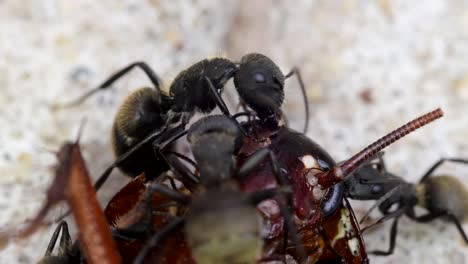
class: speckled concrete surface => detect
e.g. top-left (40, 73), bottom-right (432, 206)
top-left (1, 1), bottom-right (468, 263)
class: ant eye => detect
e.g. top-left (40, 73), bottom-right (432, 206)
top-left (254, 72), bottom-right (266, 83)
top-left (371, 184), bottom-right (383, 194)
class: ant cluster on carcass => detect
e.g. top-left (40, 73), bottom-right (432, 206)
top-left (4, 52), bottom-right (462, 264)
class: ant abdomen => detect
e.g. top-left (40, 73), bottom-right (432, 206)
top-left (421, 176), bottom-right (468, 221)
top-left (111, 87), bottom-right (172, 177)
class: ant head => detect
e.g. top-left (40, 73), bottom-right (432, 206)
top-left (187, 115), bottom-right (243, 185)
top-left (234, 53), bottom-right (285, 126)
top-left (344, 163), bottom-right (403, 200)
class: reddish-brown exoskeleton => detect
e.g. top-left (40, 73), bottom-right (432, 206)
top-left (95, 108), bottom-right (442, 263)
top-left (6, 107), bottom-right (442, 264)
top-left (235, 108), bottom-right (443, 263)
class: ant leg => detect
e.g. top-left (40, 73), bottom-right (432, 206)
top-left (147, 182), bottom-right (191, 205)
top-left (233, 111), bottom-right (257, 120)
top-left (57, 126), bottom-right (187, 225)
top-left (236, 101), bottom-right (256, 124)
top-left (204, 76), bottom-right (231, 114)
top-left (204, 76), bottom-right (251, 137)
top-left (165, 150), bottom-right (198, 170)
top-left (150, 128), bottom-right (199, 189)
top-left (359, 186), bottom-right (403, 225)
top-left (134, 217), bottom-right (185, 264)
top-left (93, 124), bottom-right (185, 192)
top-left (235, 101), bottom-right (249, 113)
top-left (238, 148), bottom-right (306, 262)
top-left (362, 207), bottom-right (405, 233)
top-left (370, 217), bottom-right (399, 256)
top-left (237, 148), bottom-right (269, 178)
top-left (56, 221), bottom-right (72, 255)
top-left (61, 62), bottom-right (163, 107)
top-left (44, 221), bottom-right (71, 256)
top-left (285, 67), bottom-right (310, 134)
top-left (166, 154), bottom-right (199, 191)
top-left (410, 211), bottom-right (468, 243)
top-left (420, 158), bottom-right (468, 182)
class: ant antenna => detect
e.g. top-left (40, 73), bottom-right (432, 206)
top-left (285, 67), bottom-right (309, 134)
top-left (56, 89), bottom-right (99, 109)
top-left (317, 108), bottom-right (443, 188)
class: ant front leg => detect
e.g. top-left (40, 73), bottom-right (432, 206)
top-left (61, 62), bottom-right (164, 107)
top-left (419, 158), bottom-right (468, 182)
top-left (150, 127), bottom-right (201, 189)
top-left (285, 67), bottom-right (309, 134)
top-left (204, 76), bottom-right (251, 137)
top-left (165, 155), bottom-right (199, 191)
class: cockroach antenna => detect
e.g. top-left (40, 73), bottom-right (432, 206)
top-left (317, 108), bottom-right (444, 187)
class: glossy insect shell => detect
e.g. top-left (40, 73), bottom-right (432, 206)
top-left (103, 122), bottom-right (367, 263)
top-left (236, 122), bottom-right (367, 263)
top-left (104, 174), bottom-right (193, 263)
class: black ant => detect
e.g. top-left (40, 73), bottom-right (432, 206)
top-left (37, 221), bottom-right (82, 264)
top-left (60, 53), bottom-right (309, 190)
top-left (128, 115), bottom-right (306, 263)
top-left (344, 153), bottom-right (468, 255)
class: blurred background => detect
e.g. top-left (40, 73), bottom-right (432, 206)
top-left (1, 0), bottom-right (468, 263)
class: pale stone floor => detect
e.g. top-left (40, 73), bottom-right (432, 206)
top-left (1, 1), bottom-right (467, 263)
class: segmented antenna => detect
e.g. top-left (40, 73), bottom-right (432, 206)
top-left (318, 108), bottom-right (443, 188)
